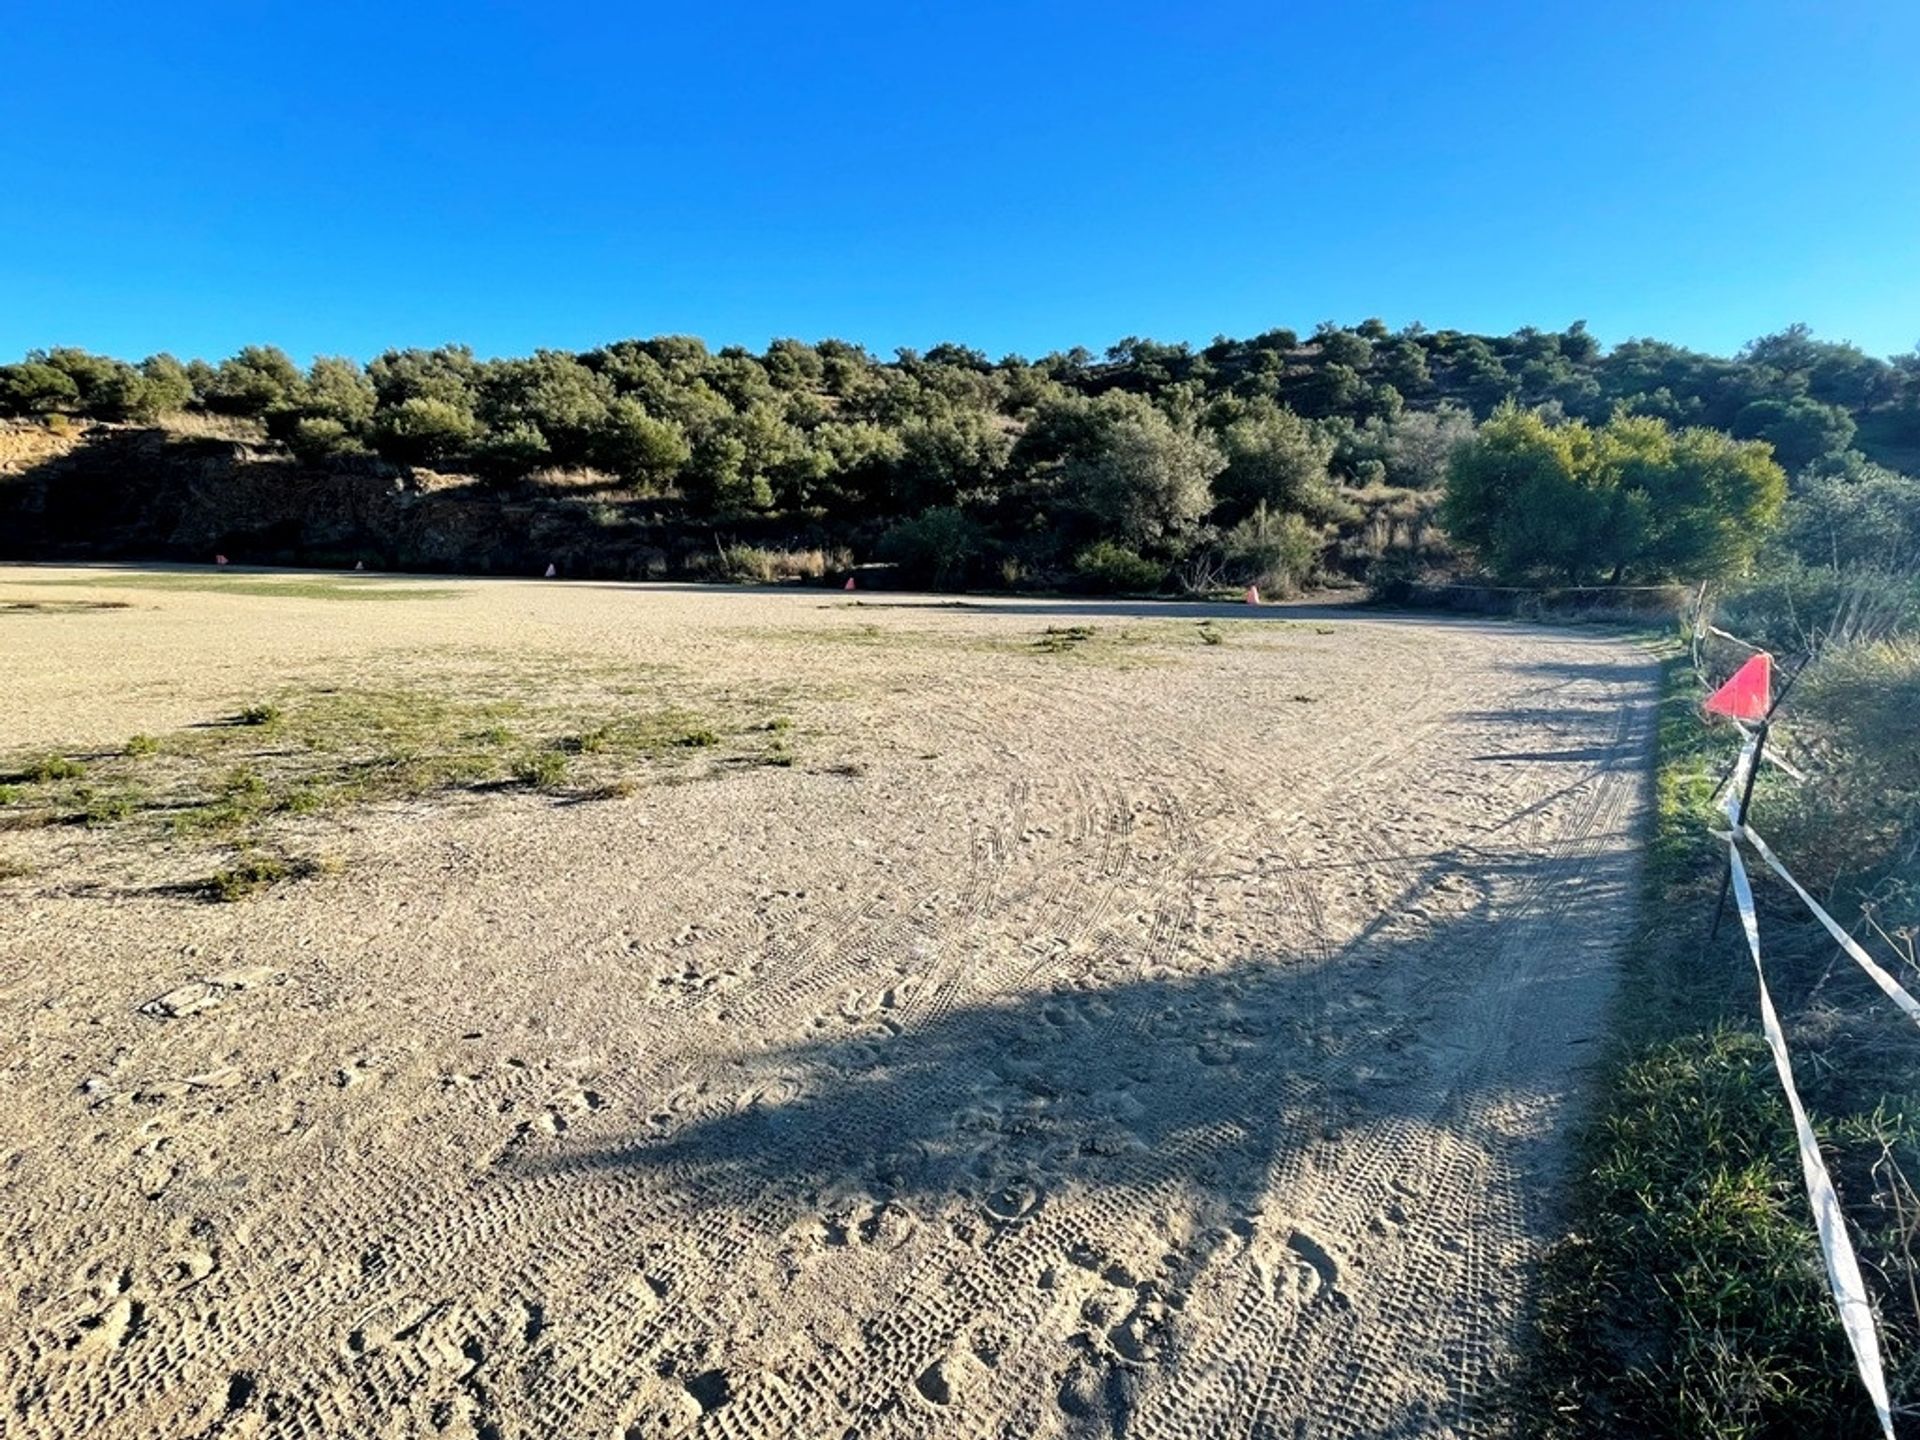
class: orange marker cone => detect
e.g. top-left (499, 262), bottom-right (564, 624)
top-left (1244, 585), bottom-right (1260, 606)
top-left (844, 575), bottom-right (856, 591)
top-left (214, 553), bottom-right (229, 566)
top-left (544, 563), bottom-right (557, 579)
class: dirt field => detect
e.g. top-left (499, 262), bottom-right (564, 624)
top-left (0, 566), bottom-right (1658, 1439)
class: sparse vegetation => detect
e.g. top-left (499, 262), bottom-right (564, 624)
top-left (1034, 625), bottom-right (1098, 654)
top-left (208, 852), bottom-right (293, 902)
top-left (0, 668), bottom-right (786, 893)
top-left (511, 749), bottom-right (570, 789)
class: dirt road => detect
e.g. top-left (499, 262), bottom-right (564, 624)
top-left (0, 569), bottom-right (1658, 1438)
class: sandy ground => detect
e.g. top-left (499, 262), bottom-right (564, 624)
top-left (0, 566), bottom-right (1658, 1439)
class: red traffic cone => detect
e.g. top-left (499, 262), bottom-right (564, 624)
top-left (1244, 585), bottom-right (1260, 606)
top-left (544, 563), bottom-right (557, 579)
top-left (844, 575), bottom-right (856, 591)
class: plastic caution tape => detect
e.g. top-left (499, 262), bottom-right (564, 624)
top-left (1708, 623), bottom-right (1763, 650)
top-left (1739, 824), bottom-right (1920, 1029)
top-left (1732, 720), bottom-right (1809, 781)
top-left (1725, 837), bottom-right (1895, 1438)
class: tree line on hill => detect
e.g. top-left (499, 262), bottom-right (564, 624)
top-left (2, 320), bottom-right (1917, 598)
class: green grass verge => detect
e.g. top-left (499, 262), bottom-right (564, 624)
top-left (1522, 655), bottom-right (1899, 1437)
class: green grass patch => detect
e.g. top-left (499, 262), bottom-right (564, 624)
top-left (0, 662), bottom-right (805, 894)
top-left (20, 755), bottom-right (85, 783)
top-left (207, 852), bottom-right (292, 901)
top-left (511, 749), bottom-right (571, 789)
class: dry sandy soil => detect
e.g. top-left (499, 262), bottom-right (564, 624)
top-left (0, 566), bottom-right (1658, 1440)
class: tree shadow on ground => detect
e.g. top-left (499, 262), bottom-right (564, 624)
top-left (500, 812), bottom-right (1646, 1435)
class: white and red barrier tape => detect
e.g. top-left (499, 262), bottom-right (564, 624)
top-left (1719, 732), bottom-right (1899, 1437)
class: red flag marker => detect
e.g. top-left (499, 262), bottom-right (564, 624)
top-left (844, 576), bottom-right (856, 591)
top-left (1705, 652), bottom-right (1772, 722)
top-left (1244, 585), bottom-right (1260, 606)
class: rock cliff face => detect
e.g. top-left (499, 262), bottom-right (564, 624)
top-left (0, 423), bottom-right (761, 578)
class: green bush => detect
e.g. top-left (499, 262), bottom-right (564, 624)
top-left (877, 506), bottom-right (983, 588)
top-left (1222, 503), bottom-right (1323, 596)
top-left (1717, 559), bottom-right (1920, 653)
top-left (1072, 541), bottom-right (1165, 594)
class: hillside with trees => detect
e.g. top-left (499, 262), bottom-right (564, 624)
top-left (2, 321), bottom-right (1916, 599)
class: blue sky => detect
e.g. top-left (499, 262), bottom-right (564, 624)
top-left (3, 1), bottom-right (1915, 366)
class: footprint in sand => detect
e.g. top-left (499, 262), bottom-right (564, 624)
top-left (140, 966), bottom-right (285, 1019)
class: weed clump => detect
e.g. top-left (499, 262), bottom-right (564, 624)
top-left (1034, 625), bottom-right (1097, 654)
top-left (511, 750), bottom-right (570, 789)
top-left (209, 852), bottom-right (291, 901)
top-left (125, 734), bottom-right (160, 757)
top-left (236, 703), bottom-right (282, 727)
top-left (78, 787), bottom-right (139, 827)
top-left (27, 755), bottom-right (84, 782)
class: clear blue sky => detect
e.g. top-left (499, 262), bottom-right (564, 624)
top-left (3, 1), bottom-right (1916, 366)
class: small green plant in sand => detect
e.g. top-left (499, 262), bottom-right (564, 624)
top-left (208, 852), bottom-right (292, 901)
top-left (26, 755), bottom-right (85, 782)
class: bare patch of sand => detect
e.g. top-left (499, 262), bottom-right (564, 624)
top-left (0, 566), bottom-right (1657, 1438)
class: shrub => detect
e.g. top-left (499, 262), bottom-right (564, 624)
top-left (709, 545), bottom-right (843, 584)
top-left (877, 506), bottom-right (983, 588)
top-left (27, 755), bottom-right (84, 782)
top-left (1222, 504), bottom-right (1323, 596)
top-left (285, 416), bottom-right (364, 463)
top-left (1717, 559), bottom-right (1920, 654)
top-left (373, 396), bottom-right (483, 464)
top-left (1073, 541), bottom-right (1165, 594)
